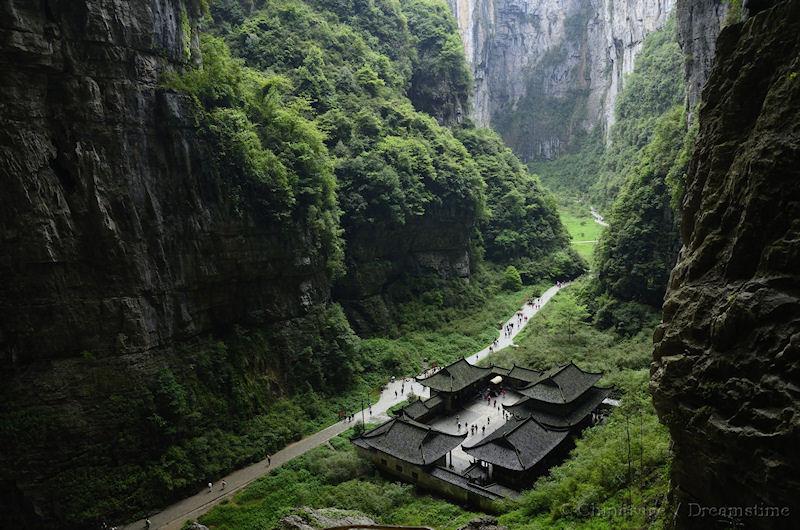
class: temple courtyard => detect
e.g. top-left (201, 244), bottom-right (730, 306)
top-left (427, 389), bottom-right (524, 472)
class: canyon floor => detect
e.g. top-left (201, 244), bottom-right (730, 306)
top-left (124, 284), bottom-right (565, 530)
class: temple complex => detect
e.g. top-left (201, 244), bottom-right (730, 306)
top-left (352, 358), bottom-right (615, 510)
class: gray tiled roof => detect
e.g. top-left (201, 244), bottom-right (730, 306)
top-left (402, 399), bottom-right (431, 420)
top-left (517, 363), bottom-right (602, 404)
top-left (462, 417), bottom-right (568, 471)
top-left (353, 415), bottom-right (466, 465)
top-left (491, 366), bottom-right (511, 376)
top-left (417, 358), bottom-right (493, 393)
top-left (401, 394), bottom-right (444, 420)
top-left (506, 365), bottom-right (545, 384)
top-left (506, 386), bottom-right (612, 428)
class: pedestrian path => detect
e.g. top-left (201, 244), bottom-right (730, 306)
top-left (464, 283), bottom-right (563, 365)
top-left (124, 282), bottom-right (566, 529)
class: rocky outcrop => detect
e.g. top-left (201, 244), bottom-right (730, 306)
top-left (335, 208), bottom-right (473, 335)
top-left (675, 0), bottom-right (728, 121)
top-left (0, 0), bottom-right (332, 366)
top-left (447, 0), bottom-right (673, 160)
top-left (651, 1), bottom-right (800, 527)
top-left (277, 507), bottom-right (376, 530)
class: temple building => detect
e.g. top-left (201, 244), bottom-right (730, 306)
top-left (461, 416), bottom-right (570, 489)
top-left (352, 414), bottom-right (505, 510)
top-left (352, 414), bottom-right (465, 471)
top-left (401, 394), bottom-right (444, 422)
top-left (502, 364), bottom-right (547, 389)
top-left (416, 358), bottom-right (494, 411)
top-left (353, 357), bottom-right (614, 510)
top-left (504, 362), bottom-right (612, 431)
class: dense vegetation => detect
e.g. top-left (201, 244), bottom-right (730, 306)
top-left (455, 127), bottom-right (586, 281)
top-left (586, 19), bottom-right (691, 334)
top-left (199, 0), bottom-right (580, 322)
top-left (591, 18), bottom-right (686, 205)
top-left (588, 106), bottom-right (693, 334)
top-left (198, 283), bottom-right (670, 529)
top-left (404, 0), bottom-right (472, 123)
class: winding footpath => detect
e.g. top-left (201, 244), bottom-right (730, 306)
top-left (124, 283), bottom-right (566, 530)
top-left (590, 207), bottom-right (608, 227)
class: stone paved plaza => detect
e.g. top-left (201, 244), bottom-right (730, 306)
top-left (428, 389), bottom-right (524, 471)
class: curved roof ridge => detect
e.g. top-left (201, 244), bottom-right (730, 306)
top-left (566, 361), bottom-right (604, 376)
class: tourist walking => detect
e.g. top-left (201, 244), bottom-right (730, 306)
top-left (208, 482), bottom-right (213, 493)
top-left (221, 480), bottom-right (227, 490)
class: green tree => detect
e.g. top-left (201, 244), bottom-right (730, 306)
top-left (501, 265), bottom-right (523, 291)
top-left (455, 126), bottom-right (583, 282)
top-left (551, 293), bottom-right (589, 339)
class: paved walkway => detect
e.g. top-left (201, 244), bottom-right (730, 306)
top-left (465, 283), bottom-right (562, 366)
top-left (124, 283), bottom-right (565, 530)
top-left (590, 207), bottom-right (609, 227)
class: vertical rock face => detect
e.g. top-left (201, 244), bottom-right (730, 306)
top-left (0, 0), bottom-right (331, 366)
top-left (0, 1), bottom-right (333, 525)
top-left (675, 0), bottom-right (728, 120)
top-left (447, 0), bottom-right (673, 160)
top-left (334, 209), bottom-right (473, 335)
top-left (652, 1), bottom-right (800, 527)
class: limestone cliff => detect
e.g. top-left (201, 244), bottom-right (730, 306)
top-left (447, 0), bottom-right (673, 160)
top-left (0, 0), bottom-right (489, 525)
top-left (652, 1), bottom-right (800, 527)
top-left (0, 0), bottom-right (338, 526)
top-left (675, 0), bottom-right (728, 121)
top-left (0, 0), bottom-right (332, 367)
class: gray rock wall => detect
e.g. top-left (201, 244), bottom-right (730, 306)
top-left (448, 0), bottom-right (673, 160)
top-left (0, 1), bottom-right (335, 525)
top-left (0, 0), bottom-right (330, 366)
top-left (675, 0), bottom-right (728, 121)
top-left (652, 1), bottom-right (800, 527)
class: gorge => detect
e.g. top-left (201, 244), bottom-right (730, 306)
top-left (1, 0), bottom-right (799, 529)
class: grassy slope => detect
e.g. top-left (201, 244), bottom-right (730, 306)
top-left (558, 208), bottom-right (604, 266)
top-left (198, 282), bottom-right (670, 530)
